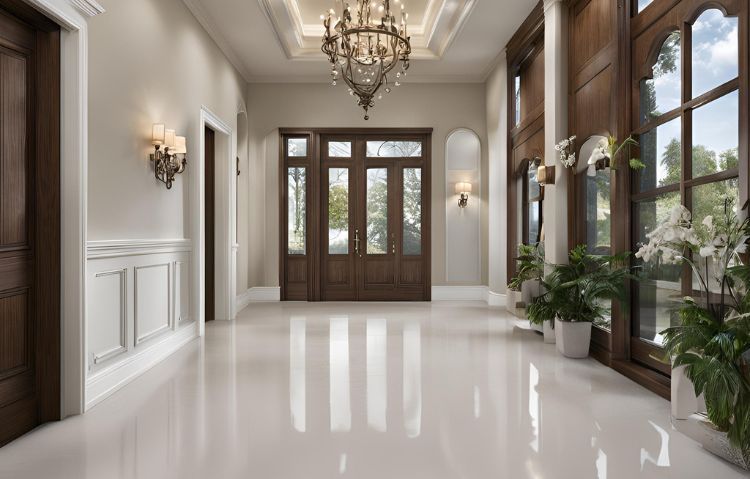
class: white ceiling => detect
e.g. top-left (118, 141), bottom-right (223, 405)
top-left (297, 0), bottom-right (431, 26)
top-left (182, 0), bottom-right (539, 83)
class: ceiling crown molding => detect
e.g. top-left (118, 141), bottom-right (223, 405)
top-left (68, 0), bottom-right (105, 17)
top-left (182, 0), bottom-right (253, 82)
top-left (258, 0), bottom-right (477, 61)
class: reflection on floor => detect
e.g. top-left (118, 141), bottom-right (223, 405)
top-left (0, 302), bottom-right (746, 478)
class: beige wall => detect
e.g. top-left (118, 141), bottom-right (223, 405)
top-left (244, 82), bottom-right (488, 288)
top-left (88, 0), bottom-right (247, 241)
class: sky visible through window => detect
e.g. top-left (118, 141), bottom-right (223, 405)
top-left (646, 10), bottom-right (738, 188)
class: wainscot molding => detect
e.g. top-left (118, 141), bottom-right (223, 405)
top-left (67, 0), bottom-right (104, 17)
top-left (85, 322), bottom-right (198, 411)
top-left (431, 286), bottom-right (507, 307)
top-left (235, 287), bottom-right (281, 311)
top-left (87, 239), bottom-right (192, 259)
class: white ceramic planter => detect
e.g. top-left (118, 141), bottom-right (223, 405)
top-left (672, 414), bottom-right (750, 470)
top-left (542, 320), bottom-right (555, 344)
top-left (505, 290), bottom-right (526, 318)
top-left (554, 319), bottom-right (592, 358)
top-left (671, 364), bottom-right (706, 420)
top-left (671, 365), bottom-right (747, 470)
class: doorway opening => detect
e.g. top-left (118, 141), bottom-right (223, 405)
top-left (280, 129), bottom-right (432, 301)
top-left (205, 126), bottom-right (216, 322)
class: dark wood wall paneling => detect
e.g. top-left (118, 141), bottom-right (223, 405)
top-left (506, 1), bottom-right (545, 284)
top-left (563, 0), bottom-right (748, 399)
top-left (567, 0), bottom-right (624, 369)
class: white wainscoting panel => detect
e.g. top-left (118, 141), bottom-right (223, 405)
top-left (86, 239), bottom-right (196, 410)
top-left (89, 269), bottom-right (128, 366)
top-left (174, 261), bottom-right (190, 325)
top-left (134, 263), bottom-right (172, 345)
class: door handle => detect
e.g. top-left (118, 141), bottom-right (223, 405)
top-left (391, 233), bottom-right (396, 254)
top-left (354, 229), bottom-right (362, 257)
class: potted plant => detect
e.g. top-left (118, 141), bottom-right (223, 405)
top-left (636, 200), bottom-right (750, 469)
top-left (528, 245), bottom-right (631, 357)
top-left (507, 243), bottom-right (545, 322)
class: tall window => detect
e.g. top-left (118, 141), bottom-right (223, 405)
top-left (525, 159), bottom-right (543, 245)
top-left (632, 5), bottom-right (741, 353)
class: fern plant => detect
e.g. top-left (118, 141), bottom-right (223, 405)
top-left (646, 199), bottom-right (750, 454)
top-left (508, 243), bottom-right (545, 292)
top-left (527, 245), bottom-right (632, 326)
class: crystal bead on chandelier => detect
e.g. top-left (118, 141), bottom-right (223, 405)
top-left (322, 0), bottom-right (411, 120)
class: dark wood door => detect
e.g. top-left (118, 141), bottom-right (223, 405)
top-left (317, 134), bottom-right (430, 301)
top-left (0, 4), bottom-right (61, 446)
top-left (205, 127), bottom-right (215, 322)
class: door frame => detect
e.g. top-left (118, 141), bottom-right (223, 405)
top-left (279, 127), bottom-right (433, 301)
top-left (194, 106), bottom-right (235, 336)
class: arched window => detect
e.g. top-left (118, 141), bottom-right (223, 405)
top-left (630, 2), bottom-right (744, 371)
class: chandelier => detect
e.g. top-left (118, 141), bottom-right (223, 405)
top-left (322, 0), bottom-right (411, 120)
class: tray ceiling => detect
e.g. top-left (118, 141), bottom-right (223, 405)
top-left (182, 0), bottom-right (540, 83)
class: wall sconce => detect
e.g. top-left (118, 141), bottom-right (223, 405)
top-left (455, 182), bottom-right (472, 208)
top-left (150, 123), bottom-right (187, 190)
top-left (535, 156), bottom-right (555, 186)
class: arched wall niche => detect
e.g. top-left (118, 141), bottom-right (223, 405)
top-left (445, 128), bottom-right (482, 283)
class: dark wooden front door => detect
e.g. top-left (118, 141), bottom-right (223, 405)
top-left (205, 126), bottom-right (215, 322)
top-left (0, 4), bottom-right (61, 446)
top-left (318, 134), bottom-right (430, 301)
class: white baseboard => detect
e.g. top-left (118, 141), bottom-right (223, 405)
top-left (235, 286), bottom-right (281, 311)
top-left (431, 286), bottom-right (506, 306)
top-left (85, 322), bottom-right (198, 410)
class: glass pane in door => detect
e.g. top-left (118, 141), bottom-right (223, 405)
top-left (367, 168), bottom-right (388, 254)
top-left (634, 191), bottom-right (682, 345)
top-left (288, 167), bottom-right (306, 255)
top-left (328, 168), bottom-right (349, 254)
top-left (403, 168), bottom-right (422, 255)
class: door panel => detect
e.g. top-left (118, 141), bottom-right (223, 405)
top-left (321, 148), bottom-right (356, 300)
top-left (0, 5), bottom-right (60, 446)
top-left (359, 164), bottom-right (397, 296)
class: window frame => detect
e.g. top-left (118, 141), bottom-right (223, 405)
top-left (628, 0), bottom-right (747, 373)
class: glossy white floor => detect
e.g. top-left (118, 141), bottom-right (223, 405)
top-left (0, 302), bottom-right (746, 478)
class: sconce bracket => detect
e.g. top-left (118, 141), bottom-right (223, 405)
top-left (458, 193), bottom-right (469, 208)
top-left (150, 145), bottom-right (187, 190)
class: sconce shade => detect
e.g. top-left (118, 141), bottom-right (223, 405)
top-left (175, 136), bottom-right (187, 154)
top-left (165, 129), bottom-right (176, 149)
top-left (455, 182), bottom-right (472, 194)
top-left (152, 123), bottom-right (165, 145)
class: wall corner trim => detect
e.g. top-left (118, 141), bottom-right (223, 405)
top-left (68, 0), bottom-right (104, 17)
top-left (235, 287), bottom-right (282, 312)
top-left (431, 286), bottom-right (506, 307)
